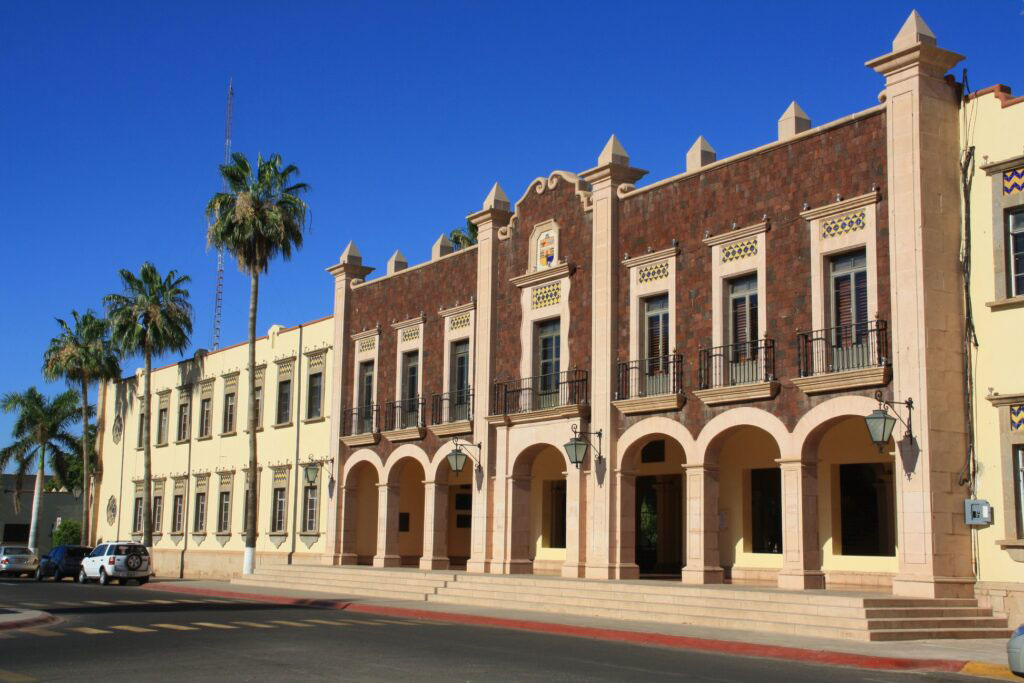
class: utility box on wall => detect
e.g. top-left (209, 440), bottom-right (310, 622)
top-left (964, 498), bottom-right (993, 526)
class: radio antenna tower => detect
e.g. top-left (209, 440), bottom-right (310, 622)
top-left (211, 78), bottom-right (233, 350)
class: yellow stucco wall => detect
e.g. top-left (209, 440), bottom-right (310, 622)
top-left (717, 427), bottom-right (782, 570)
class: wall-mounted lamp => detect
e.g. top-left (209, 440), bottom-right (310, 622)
top-left (447, 437), bottom-right (482, 475)
top-left (563, 424), bottom-right (603, 469)
top-left (863, 390), bottom-right (914, 451)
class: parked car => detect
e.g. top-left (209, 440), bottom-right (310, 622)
top-left (78, 542), bottom-right (150, 585)
top-left (0, 546), bottom-right (39, 577)
top-left (35, 545), bottom-right (91, 582)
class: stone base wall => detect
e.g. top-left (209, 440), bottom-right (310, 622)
top-left (976, 581), bottom-right (1024, 626)
top-left (150, 548), bottom-right (320, 580)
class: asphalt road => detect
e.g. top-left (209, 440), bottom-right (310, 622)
top-left (0, 578), bottom-right (988, 682)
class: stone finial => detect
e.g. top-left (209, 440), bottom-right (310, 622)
top-left (686, 136), bottom-right (716, 172)
top-left (340, 240), bottom-right (362, 266)
top-left (598, 135), bottom-right (630, 166)
top-left (432, 234), bottom-right (454, 259)
top-left (482, 182), bottom-right (510, 212)
top-left (386, 249), bottom-right (408, 275)
top-left (892, 10), bottom-right (936, 50)
top-left (778, 101), bottom-right (811, 140)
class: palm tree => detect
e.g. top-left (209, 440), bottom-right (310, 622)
top-left (206, 152), bottom-right (310, 575)
top-left (1, 388), bottom-right (80, 551)
top-left (104, 263), bottom-right (193, 548)
top-left (42, 310), bottom-right (121, 545)
top-left (449, 219), bottom-right (478, 249)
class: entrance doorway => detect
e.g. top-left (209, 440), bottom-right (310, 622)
top-left (839, 462), bottom-right (895, 556)
top-left (635, 474), bottom-right (683, 575)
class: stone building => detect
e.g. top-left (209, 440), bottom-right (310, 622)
top-left (91, 12), bottom-right (1012, 621)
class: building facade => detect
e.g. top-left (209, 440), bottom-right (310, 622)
top-left (92, 13), bottom-right (1016, 612)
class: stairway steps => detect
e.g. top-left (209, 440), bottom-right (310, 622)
top-left (245, 569), bottom-right (451, 588)
top-left (867, 627), bottom-right (1015, 641)
top-left (232, 576), bottom-right (432, 600)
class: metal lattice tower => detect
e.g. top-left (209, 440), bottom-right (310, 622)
top-left (211, 78), bottom-right (233, 350)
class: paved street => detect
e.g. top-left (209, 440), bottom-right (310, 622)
top-left (0, 579), bottom-right (990, 682)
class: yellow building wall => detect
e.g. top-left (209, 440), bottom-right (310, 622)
top-left (396, 461), bottom-right (425, 561)
top-left (716, 427), bottom-right (782, 572)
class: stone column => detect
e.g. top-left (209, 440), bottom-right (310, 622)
top-left (324, 243), bottom-right (373, 565)
top-left (614, 470), bottom-right (640, 579)
top-left (505, 473), bottom-right (532, 574)
top-left (562, 461), bottom-right (586, 578)
top-left (466, 184), bottom-right (512, 574)
top-left (339, 484), bottom-right (359, 565)
top-left (777, 459), bottom-right (824, 589)
top-left (579, 137), bottom-right (647, 579)
top-left (867, 11), bottom-right (974, 598)
top-left (681, 464), bottom-right (723, 584)
top-left (419, 480), bottom-right (450, 570)
top-left (373, 483), bottom-right (401, 567)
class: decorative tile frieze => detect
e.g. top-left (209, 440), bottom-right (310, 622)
top-left (449, 313), bottom-right (471, 331)
top-left (1011, 404), bottom-right (1024, 431)
top-left (307, 350), bottom-right (326, 371)
top-left (1004, 168), bottom-right (1024, 195)
top-left (821, 209), bottom-right (866, 239)
top-left (637, 260), bottom-right (670, 283)
top-left (721, 237), bottom-right (758, 263)
top-left (401, 326), bottom-right (420, 343)
top-left (531, 281), bottom-right (561, 309)
top-left (358, 337), bottom-right (376, 353)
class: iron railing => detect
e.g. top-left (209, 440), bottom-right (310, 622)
top-left (616, 354), bottom-right (685, 400)
top-left (797, 320), bottom-right (888, 377)
top-left (698, 339), bottom-right (776, 389)
top-left (342, 404), bottom-right (379, 436)
top-left (431, 389), bottom-right (473, 425)
top-left (491, 369), bottom-right (589, 415)
top-left (382, 397), bottom-right (425, 431)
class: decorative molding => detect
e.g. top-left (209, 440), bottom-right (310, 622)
top-left (531, 281), bottom-right (561, 309)
top-left (622, 246), bottom-right (679, 268)
top-left (720, 237), bottom-right (758, 263)
top-left (799, 190), bottom-right (879, 221)
top-left (382, 426), bottom-right (426, 442)
top-left (485, 403), bottom-right (590, 426)
top-left (509, 261), bottom-right (573, 289)
top-left (613, 393), bottom-right (685, 416)
top-left (439, 301), bottom-right (475, 317)
top-left (449, 313), bottom-right (471, 331)
top-left (391, 315), bottom-right (425, 331)
top-left (820, 208), bottom-right (867, 239)
top-left (429, 420), bottom-right (473, 437)
top-left (340, 432), bottom-right (379, 447)
top-left (981, 153), bottom-right (1024, 176)
top-left (791, 366), bottom-right (891, 395)
top-left (987, 392), bottom-right (1024, 408)
top-left (985, 295), bottom-right (1024, 311)
top-left (401, 326), bottom-right (420, 343)
top-left (637, 260), bottom-right (670, 283)
top-left (702, 220), bottom-right (769, 247)
top-left (351, 327), bottom-right (380, 341)
top-left (693, 381), bottom-right (780, 406)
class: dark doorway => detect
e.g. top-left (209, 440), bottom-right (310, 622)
top-left (635, 475), bottom-right (683, 575)
top-left (750, 468), bottom-right (782, 554)
top-left (839, 462), bottom-right (896, 556)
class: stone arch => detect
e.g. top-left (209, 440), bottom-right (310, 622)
top-left (618, 417), bottom-right (696, 469)
top-left (507, 442), bottom-right (571, 575)
top-left (383, 443), bottom-right (432, 485)
top-left (342, 448), bottom-right (385, 484)
top-left (696, 407), bottom-right (791, 462)
top-left (791, 394), bottom-right (878, 457)
top-left (340, 450), bottom-right (383, 565)
top-left (510, 441), bottom-right (570, 478)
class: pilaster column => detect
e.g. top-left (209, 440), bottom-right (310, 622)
top-left (373, 482), bottom-right (401, 567)
top-left (579, 137), bottom-right (647, 579)
top-left (466, 184), bottom-right (512, 575)
top-left (562, 461), bottom-right (586, 578)
top-left (777, 459), bottom-right (824, 589)
top-left (614, 470), bottom-right (640, 579)
top-left (867, 12), bottom-right (974, 598)
top-left (505, 473), bottom-right (532, 574)
top-left (419, 480), bottom-right (450, 570)
top-left (681, 464), bottom-right (723, 584)
top-left (338, 484), bottom-right (359, 565)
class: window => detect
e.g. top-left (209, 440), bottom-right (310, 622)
top-left (137, 410), bottom-right (145, 448)
top-left (450, 340), bottom-right (470, 420)
top-left (1014, 445), bottom-right (1024, 539)
top-left (727, 274), bottom-right (759, 384)
top-left (1009, 209), bottom-right (1024, 297)
top-left (172, 494), bottom-right (184, 533)
top-left (547, 480), bottom-right (567, 549)
top-left (829, 250), bottom-right (870, 370)
top-left (271, 487), bottom-right (286, 533)
top-left (152, 495), bottom-right (163, 533)
top-left (253, 386), bottom-right (263, 428)
top-left (302, 484), bottom-right (318, 533)
top-left (750, 469), bottom-right (782, 554)
top-left (401, 351), bottom-right (419, 428)
top-left (223, 392), bottom-right (236, 433)
top-left (199, 398), bottom-right (212, 438)
top-left (306, 372), bottom-right (322, 420)
top-left (357, 361), bottom-right (375, 433)
top-left (643, 294), bottom-right (670, 393)
top-left (217, 491), bottom-right (231, 533)
top-left (838, 463), bottom-right (896, 556)
top-left (398, 512), bottom-right (410, 532)
top-left (156, 407), bottom-right (168, 445)
top-left (276, 379), bottom-right (291, 425)
top-left (132, 497), bottom-right (143, 534)
top-left (535, 319), bottom-right (561, 407)
top-left (193, 492), bottom-right (206, 533)
top-left (176, 400), bottom-right (190, 442)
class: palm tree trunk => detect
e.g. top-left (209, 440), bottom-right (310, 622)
top-left (243, 272), bottom-right (259, 575)
top-left (27, 443), bottom-right (45, 552)
top-left (142, 346), bottom-right (153, 548)
top-left (80, 378), bottom-right (91, 545)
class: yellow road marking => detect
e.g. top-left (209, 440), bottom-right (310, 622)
top-left (85, 600), bottom-right (115, 606)
top-left (151, 623), bottom-right (198, 631)
top-left (21, 628), bottom-right (63, 637)
top-left (231, 621), bottom-right (276, 629)
top-left (959, 661), bottom-right (1019, 681)
top-left (191, 622), bottom-right (237, 629)
top-left (302, 618), bottom-right (347, 626)
top-left (267, 620), bottom-right (312, 627)
top-left (0, 667), bottom-right (35, 682)
top-left (68, 627), bottom-right (111, 635)
top-left (111, 625), bottom-right (156, 633)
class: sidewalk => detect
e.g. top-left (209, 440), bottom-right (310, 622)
top-left (0, 608), bottom-right (57, 631)
top-left (144, 578), bottom-right (1019, 680)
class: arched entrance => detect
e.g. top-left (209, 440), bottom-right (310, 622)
top-left (385, 457), bottom-right (426, 567)
top-left (421, 453), bottom-right (475, 570)
top-left (508, 444), bottom-right (568, 575)
top-left (620, 435), bottom-right (686, 579)
top-left (341, 460), bottom-right (380, 565)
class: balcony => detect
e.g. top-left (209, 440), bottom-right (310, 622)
top-left (793, 320), bottom-right (891, 394)
top-left (613, 354), bottom-right (686, 415)
top-left (430, 389), bottom-right (473, 437)
top-left (694, 339), bottom-right (780, 406)
top-left (489, 369), bottom-right (589, 425)
top-left (341, 404), bottom-right (379, 447)
top-left (382, 397), bottom-right (426, 442)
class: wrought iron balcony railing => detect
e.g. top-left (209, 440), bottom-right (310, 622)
top-left (382, 397), bottom-right (425, 431)
top-left (431, 389), bottom-right (473, 425)
top-left (615, 353), bottom-right (685, 400)
top-left (797, 320), bottom-right (889, 377)
top-left (342, 404), bottom-right (379, 436)
top-left (698, 339), bottom-right (776, 389)
top-left (491, 369), bottom-right (589, 416)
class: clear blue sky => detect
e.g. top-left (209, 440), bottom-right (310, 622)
top-left (1, 1), bottom-right (1021, 453)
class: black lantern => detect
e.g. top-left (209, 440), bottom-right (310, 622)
top-left (563, 424), bottom-right (602, 469)
top-left (304, 465), bottom-right (318, 485)
top-left (446, 438), bottom-right (481, 475)
top-left (863, 390), bottom-right (913, 451)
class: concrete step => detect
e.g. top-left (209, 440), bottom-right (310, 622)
top-left (865, 617), bottom-right (1009, 630)
top-left (863, 607), bottom-right (993, 618)
top-left (231, 576), bottom-right (433, 601)
top-left (867, 627), bottom-right (1015, 641)
top-left (246, 568), bottom-right (452, 588)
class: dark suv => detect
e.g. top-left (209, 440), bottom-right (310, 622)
top-left (36, 545), bottom-right (92, 582)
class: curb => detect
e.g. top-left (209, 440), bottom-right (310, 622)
top-left (140, 582), bottom-right (985, 675)
top-left (0, 611), bottom-right (58, 632)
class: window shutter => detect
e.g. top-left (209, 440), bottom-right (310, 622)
top-left (854, 271), bottom-right (868, 325)
top-left (647, 313), bottom-right (662, 360)
top-left (732, 298), bottom-right (747, 345)
top-left (834, 274), bottom-right (852, 331)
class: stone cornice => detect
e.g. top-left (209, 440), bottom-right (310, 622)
top-left (981, 153), bottom-right (1024, 176)
top-left (693, 381), bottom-right (780, 406)
top-left (790, 366), bottom-right (891, 395)
top-left (622, 246), bottom-right (679, 268)
top-left (986, 392), bottom-right (1024, 407)
top-left (439, 301), bottom-right (475, 317)
top-left (509, 262), bottom-right (574, 289)
top-left (799, 191), bottom-right (880, 221)
top-left (866, 43), bottom-right (965, 78)
top-left (613, 393), bottom-right (685, 416)
top-left (429, 420), bottom-right (473, 437)
top-left (391, 315), bottom-right (425, 331)
top-left (702, 221), bottom-right (769, 247)
top-left (350, 327), bottom-right (380, 342)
